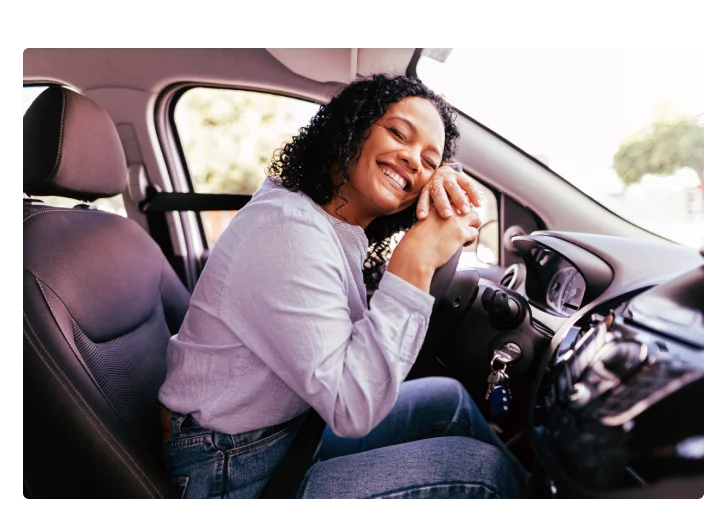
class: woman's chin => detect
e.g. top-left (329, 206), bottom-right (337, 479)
top-left (371, 190), bottom-right (406, 214)
top-left (375, 201), bottom-right (404, 217)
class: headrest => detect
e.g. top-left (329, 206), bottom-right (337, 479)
top-left (23, 86), bottom-right (127, 201)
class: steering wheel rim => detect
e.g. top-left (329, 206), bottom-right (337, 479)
top-left (429, 246), bottom-right (463, 310)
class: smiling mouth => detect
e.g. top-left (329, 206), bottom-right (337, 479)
top-left (378, 163), bottom-right (410, 192)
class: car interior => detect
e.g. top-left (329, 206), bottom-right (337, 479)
top-left (23, 48), bottom-right (704, 498)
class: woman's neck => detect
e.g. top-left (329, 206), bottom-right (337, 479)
top-left (320, 197), bottom-right (374, 229)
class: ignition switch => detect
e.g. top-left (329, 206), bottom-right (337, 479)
top-left (481, 287), bottom-right (524, 328)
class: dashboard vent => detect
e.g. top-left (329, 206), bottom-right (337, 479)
top-left (501, 271), bottom-right (516, 288)
top-left (500, 263), bottom-right (524, 290)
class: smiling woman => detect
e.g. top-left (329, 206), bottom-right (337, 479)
top-left (158, 74), bottom-right (527, 499)
top-left (319, 96), bottom-right (446, 228)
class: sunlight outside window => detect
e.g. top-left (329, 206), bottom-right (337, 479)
top-left (418, 48), bottom-right (704, 250)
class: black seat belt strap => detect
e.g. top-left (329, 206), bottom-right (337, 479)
top-left (259, 410), bottom-right (326, 499)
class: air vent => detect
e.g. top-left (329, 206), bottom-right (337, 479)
top-left (500, 263), bottom-right (525, 290)
top-left (500, 271), bottom-right (516, 288)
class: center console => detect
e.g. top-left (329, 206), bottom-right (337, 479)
top-left (531, 266), bottom-right (704, 497)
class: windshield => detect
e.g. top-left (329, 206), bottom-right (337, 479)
top-left (417, 48), bottom-right (704, 249)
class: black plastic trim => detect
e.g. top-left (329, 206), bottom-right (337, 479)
top-left (513, 235), bottom-right (614, 306)
top-left (140, 192), bottom-right (251, 213)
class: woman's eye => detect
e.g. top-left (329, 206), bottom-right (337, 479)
top-left (388, 127), bottom-right (406, 141)
top-left (424, 159), bottom-right (438, 171)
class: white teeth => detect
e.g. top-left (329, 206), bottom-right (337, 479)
top-left (381, 166), bottom-right (407, 190)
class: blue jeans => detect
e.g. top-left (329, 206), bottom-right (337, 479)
top-left (161, 377), bottom-right (528, 498)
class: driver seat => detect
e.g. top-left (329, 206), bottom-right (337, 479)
top-left (23, 86), bottom-right (191, 497)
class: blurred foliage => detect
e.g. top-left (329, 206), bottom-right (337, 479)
top-left (175, 88), bottom-right (318, 195)
top-left (613, 114), bottom-right (704, 187)
top-left (477, 219), bottom-right (499, 264)
top-left (32, 194), bottom-right (126, 215)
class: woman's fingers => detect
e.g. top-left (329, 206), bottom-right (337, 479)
top-left (463, 226), bottom-right (479, 247)
top-left (416, 185), bottom-right (431, 219)
top-left (457, 174), bottom-right (483, 208)
top-left (426, 165), bottom-right (483, 219)
top-left (466, 210), bottom-right (482, 229)
top-left (429, 178), bottom-right (454, 219)
top-left (443, 176), bottom-right (473, 215)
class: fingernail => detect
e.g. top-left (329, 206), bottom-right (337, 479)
top-left (418, 211), bottom-right (426, 218)
top-left (443, 210), bottom-right (452, 218)
top-left (462, 204), bottom-right (470, 214)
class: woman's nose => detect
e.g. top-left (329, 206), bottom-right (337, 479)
top-left (398, 150), bottom-right (420, 173)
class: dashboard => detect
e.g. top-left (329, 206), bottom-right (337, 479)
top-left (525, 248), bottom-right (587, 317)
top-left (545, 265), bottom-right (585, 316)
top-left (502, 231), bottom-right (704, 498)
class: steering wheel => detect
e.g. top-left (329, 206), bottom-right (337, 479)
top-left (410, 245), bottom-right (481, 365)
top-left (429, 246), bottom-right (463, 310)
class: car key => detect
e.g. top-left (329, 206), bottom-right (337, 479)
top-left (485, 360), bottom-right (507, 400)
top-left (485, 369), bottom-right (502, 400)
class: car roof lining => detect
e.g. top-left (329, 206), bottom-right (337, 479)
top-left (23, 48), bottom-right (415, 97)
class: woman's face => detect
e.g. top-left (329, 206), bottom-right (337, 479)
top-left (343, 96), bottom-right (446, 223)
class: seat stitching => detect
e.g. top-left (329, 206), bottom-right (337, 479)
top-left (23, 313), bottom-right (164, 498)
top-left (368, 481), bottom-right (498, 499)
top-left (23, 208), bottom-right (77, 223)
top-left (35, 278), bottom-right (116, 414)
top-left (23, 207), bottom-right (114, 223)
top-left (23, 313), bottom-right (163, 497)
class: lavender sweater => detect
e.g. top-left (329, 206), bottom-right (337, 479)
top-left (158, 177), bottom-right (434, 438)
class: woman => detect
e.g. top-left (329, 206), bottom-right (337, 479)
top-left (158, 74), bottom-right (527, 499)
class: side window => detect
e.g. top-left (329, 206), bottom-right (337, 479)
top-left (458, 179), bottom-right (499, 268)
top-left (23, 85), bottom-right (127, 217)
top-left (173, 88), bottom-right (320, 247)
top-left (24, 192), bottom-right (127, 217)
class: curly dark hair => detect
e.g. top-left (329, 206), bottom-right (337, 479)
top-left (267, 74), bottom-right (460, 292)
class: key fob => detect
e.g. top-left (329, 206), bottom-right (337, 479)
top-left (489, 383), bottom-right (511, 419)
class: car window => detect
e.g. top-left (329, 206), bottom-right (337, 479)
top-left (173, 87), bottom-right (320, 247)
top-left (23, 85), bottom-right (127, 217)
top-left (459, 181), bottom-right (499, 268)
top-left (417, 48), bottom-right (704, 250)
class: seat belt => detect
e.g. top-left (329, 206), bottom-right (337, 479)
top-left (259, 410), bottom-right (327, 499)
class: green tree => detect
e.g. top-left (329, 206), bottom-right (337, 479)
top-left (613, 115), bottom-right (704, 189)
top-left (176, 88), bottom-right (317, 195)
